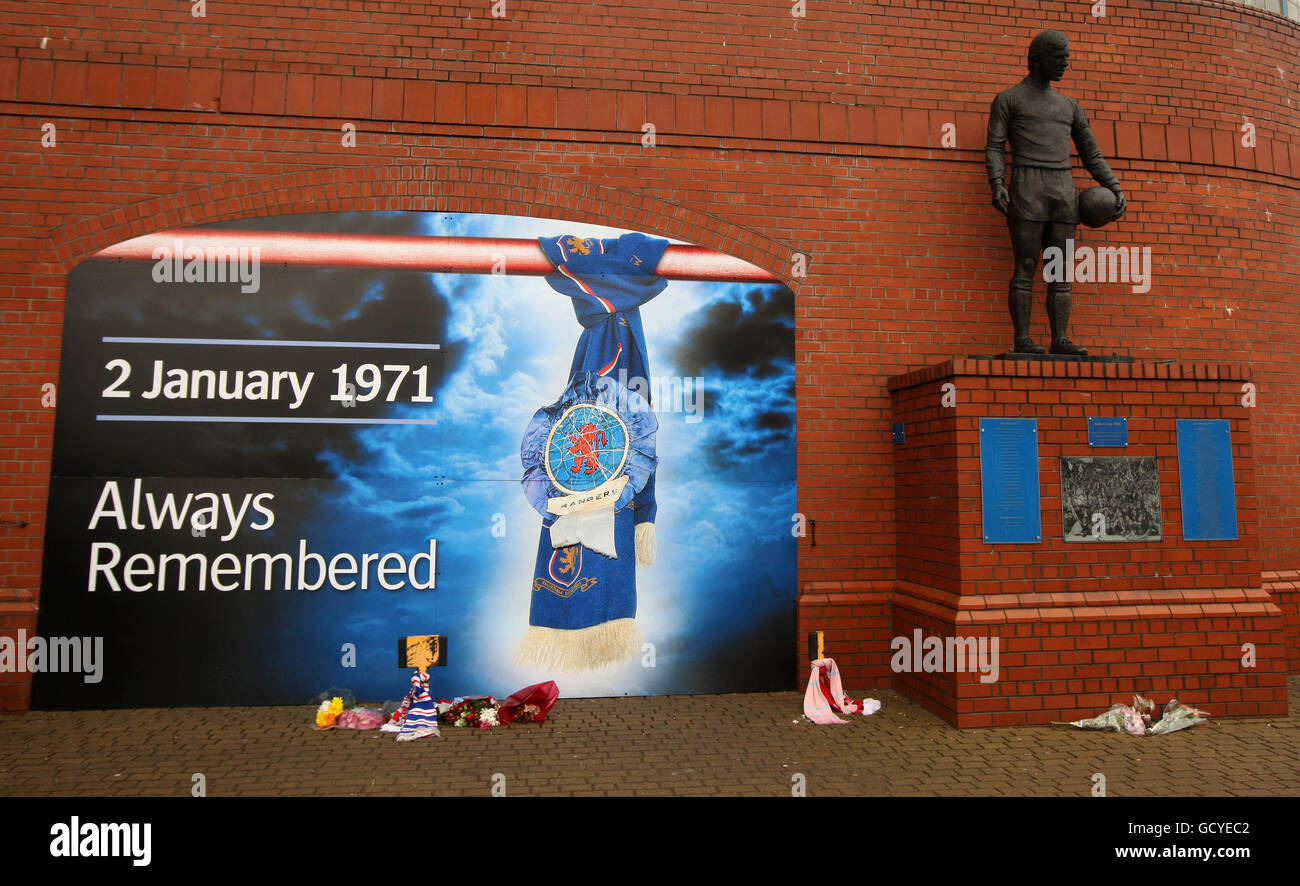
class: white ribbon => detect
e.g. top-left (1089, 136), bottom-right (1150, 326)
top-left (549, 508), bottom-right (618, 558)
top-left (546, 475), bottom-right (628, 517)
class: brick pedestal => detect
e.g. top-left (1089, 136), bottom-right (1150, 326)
top-left (886, 358), bottom-right (1288, 727)
top-left (0, 598), bottom-right (37, 712)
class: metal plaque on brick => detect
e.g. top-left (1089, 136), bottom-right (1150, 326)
top-left (1176, 419), bottom-right (1238, 540)
top-left (979, 418), bottom-right (1041, 544)
top-left (1061, 456), bottom-right (1161, 541)
top-left (1087, 416), bottom-right (1128, 448)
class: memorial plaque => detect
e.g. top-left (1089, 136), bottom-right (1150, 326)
top-left (1060, 456), bottom-right (1161, 542)
top-left (892, 422), bottom-right (905, 444)
top-left (1177, 419), bottom-right (1238, 540)
top-left (1087, 416), bottom-right (1128, 448)
top-left (979, 418), bottom-right (1041, 544)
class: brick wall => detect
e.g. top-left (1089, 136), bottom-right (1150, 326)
top-left (1, 1), bottom-right (1298, 709)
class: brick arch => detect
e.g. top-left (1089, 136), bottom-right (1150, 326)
top-left (45, 161), bottom-right (803, 289)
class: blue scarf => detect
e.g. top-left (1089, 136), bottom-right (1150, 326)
top-left (516, 233), bottom-right (669, 668)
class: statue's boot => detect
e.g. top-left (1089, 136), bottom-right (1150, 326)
top-left (1047, 283), bottom-right (1088, 356)
top-left (1009, 281), bottom-right (1045, 354)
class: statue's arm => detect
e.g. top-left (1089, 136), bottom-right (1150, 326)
top-left (985, 94), bottom-right (1010, 186)
top-left (985, 94), bottom-right (1011, 214)
top-left (1072, 102), bottom-right (1127, 215)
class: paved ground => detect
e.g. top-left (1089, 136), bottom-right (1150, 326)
top-left (2, 678), bottom-right (1298, 797)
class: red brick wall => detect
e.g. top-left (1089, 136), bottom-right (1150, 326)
top-left (888, 607), bottom-right (1288, 727)
top-left (1, 1), bottom-right (1298, 708)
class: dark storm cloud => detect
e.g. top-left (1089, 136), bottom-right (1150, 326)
top-left (755, 411), bottom-right (793, 431)
top-left (659, 284), bottom-right (796, 479)
top-left (671, 286), bottom-right (794, 379)
top-left (689, 410), bottom-right (794, 477)
top-left (72, 251), bottom-right (458, 351)
top-left (388, 498), bottom-right (463, 523)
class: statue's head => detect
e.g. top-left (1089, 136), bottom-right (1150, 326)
top-left (1027, 29), bottom-right (1070, 81)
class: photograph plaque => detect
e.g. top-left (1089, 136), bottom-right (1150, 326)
top-left (1061, 456), bottom-right (1161, 541)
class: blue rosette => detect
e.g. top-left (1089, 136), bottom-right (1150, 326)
top-left (521, 371), bottom-right (657, 518)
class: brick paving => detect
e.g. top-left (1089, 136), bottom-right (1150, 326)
top-left (1, 677), bottom-right (1298, 797)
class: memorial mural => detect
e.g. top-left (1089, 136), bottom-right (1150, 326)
top-left (32, 211), bottom-right (797, 708)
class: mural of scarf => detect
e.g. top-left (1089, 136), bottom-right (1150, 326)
top-left (515, 232), bottom-right (670, 672)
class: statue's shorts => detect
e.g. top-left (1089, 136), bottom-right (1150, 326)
top-left (1008, 165), bottom-right (1079, 224)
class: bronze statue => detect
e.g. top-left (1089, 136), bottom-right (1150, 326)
top-left (986, 30), bottom-right (1126, 356)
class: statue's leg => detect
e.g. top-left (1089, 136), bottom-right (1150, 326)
top-left (1046, 221), bottom-right (1087, 356)
top-left (1008, 221), bottom-right (1045, 354)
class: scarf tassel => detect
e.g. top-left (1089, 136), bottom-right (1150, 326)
top-left (515, 618), bottom-right (641, 672)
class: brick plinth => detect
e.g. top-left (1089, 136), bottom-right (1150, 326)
top-left (0, 602), bottom-right (38, 713)
top-left (885, 358), bottom-right (1288, 726)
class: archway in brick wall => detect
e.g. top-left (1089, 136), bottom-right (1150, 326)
top-left (24, 161), bottom-right (809, 708)
top-left (45, 162), bottom-right (804, 289)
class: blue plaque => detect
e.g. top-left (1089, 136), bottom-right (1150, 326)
top-left (1088, 416), bottom-right (1128, 447)
top-left (892, 422), bottom-right (905, 444)
top-left (1176, 419), bottom-right (1238, 540)
top-left (980, 418), bottom-right (1041, 544)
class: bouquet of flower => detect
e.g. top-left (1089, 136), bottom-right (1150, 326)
top-left (438, 696), bottom-right (500, 728)
top-left (498, 681), bottom-right (560, 725)
top-left (337, 707), bottom-right (385, 730)
top-left (1146, 698), bottom-right (1210, 735)
top-left (511, 704), bottom-right (544, 724)
top-left (1054, 693), bottom-right (1159, 735)
top-left (315, 696), bottom-right (344, 728)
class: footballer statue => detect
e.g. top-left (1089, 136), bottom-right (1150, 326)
top-left (986, 29), bottom-right (1127, 356)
